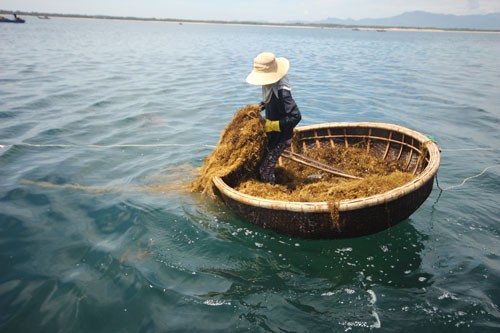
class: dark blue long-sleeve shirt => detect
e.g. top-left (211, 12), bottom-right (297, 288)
top-left (263, 88), bottom-right (301, 149)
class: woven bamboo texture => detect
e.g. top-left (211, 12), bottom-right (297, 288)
top-left (213, 122), bottom-right (441, 239)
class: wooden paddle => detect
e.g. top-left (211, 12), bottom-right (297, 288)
top-left (281, 149), bottom-right (363, 180)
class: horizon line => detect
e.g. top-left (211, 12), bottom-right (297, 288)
top-left (1, 9), bottom-right (500, 32)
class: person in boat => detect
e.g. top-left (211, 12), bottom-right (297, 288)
top-left (246, 52), bottom-right (302, 184)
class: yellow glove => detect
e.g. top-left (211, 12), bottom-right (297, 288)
top-left (265, 119), bottom-right (280, 132)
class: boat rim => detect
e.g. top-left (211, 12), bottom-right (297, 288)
top-left (212, 122), bottom-right (440, 213)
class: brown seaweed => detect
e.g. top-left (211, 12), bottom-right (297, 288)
top-left (190, 104), bottom-right (266, 197)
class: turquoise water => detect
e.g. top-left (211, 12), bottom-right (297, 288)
top-left (1, 18), bottom-right (500, 332)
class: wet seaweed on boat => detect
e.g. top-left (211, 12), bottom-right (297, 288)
top-left (234, 145), bottom-right (415, 203)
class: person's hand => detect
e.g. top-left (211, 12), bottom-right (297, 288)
top-left (265, 119), bottom-right (280, 132)
top-left (258, 101), bottom-right (266, 111)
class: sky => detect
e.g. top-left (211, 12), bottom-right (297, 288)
top-left (2, 0), bottom-right (500, 21)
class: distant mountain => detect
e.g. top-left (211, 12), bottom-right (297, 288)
top-left (320, 11), bottom-right (500, 30)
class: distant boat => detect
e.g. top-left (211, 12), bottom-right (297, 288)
top-left (0, 14), bottom-right (25, 23)
top-left (38, 15), bottom-right (50, 20)
top-left (376, 29), bottom-right (386, 32)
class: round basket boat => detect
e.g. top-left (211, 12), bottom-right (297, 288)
top-left (213, 122), bottom-right (440, 239)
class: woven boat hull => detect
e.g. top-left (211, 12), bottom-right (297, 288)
top-left (213, 122), bottom-right (440, 239)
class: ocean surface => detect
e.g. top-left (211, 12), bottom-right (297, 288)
top-left (1, 17), bottom-right (500, 332)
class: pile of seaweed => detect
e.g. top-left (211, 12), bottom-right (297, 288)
top-left (191, 104), bottom-right (415, 204)
top-left (190, 104), bottom-right (266, 197)
top-left (235, 145), bottom-right (415, 202)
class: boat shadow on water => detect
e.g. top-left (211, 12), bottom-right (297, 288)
top-left (185, 189), bottom-right (432, 288)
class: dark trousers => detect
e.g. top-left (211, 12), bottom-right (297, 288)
top-left (259, 141), bottom-right (290, 184)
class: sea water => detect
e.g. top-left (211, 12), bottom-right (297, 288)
top-left (1, 18), bottom-right (500, 332)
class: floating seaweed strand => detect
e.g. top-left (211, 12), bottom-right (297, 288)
top-left (0, 143), bottom-right (216, 149)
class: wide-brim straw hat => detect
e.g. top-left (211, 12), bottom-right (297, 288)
top-left (246, 52), bottom-right (290, 86)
